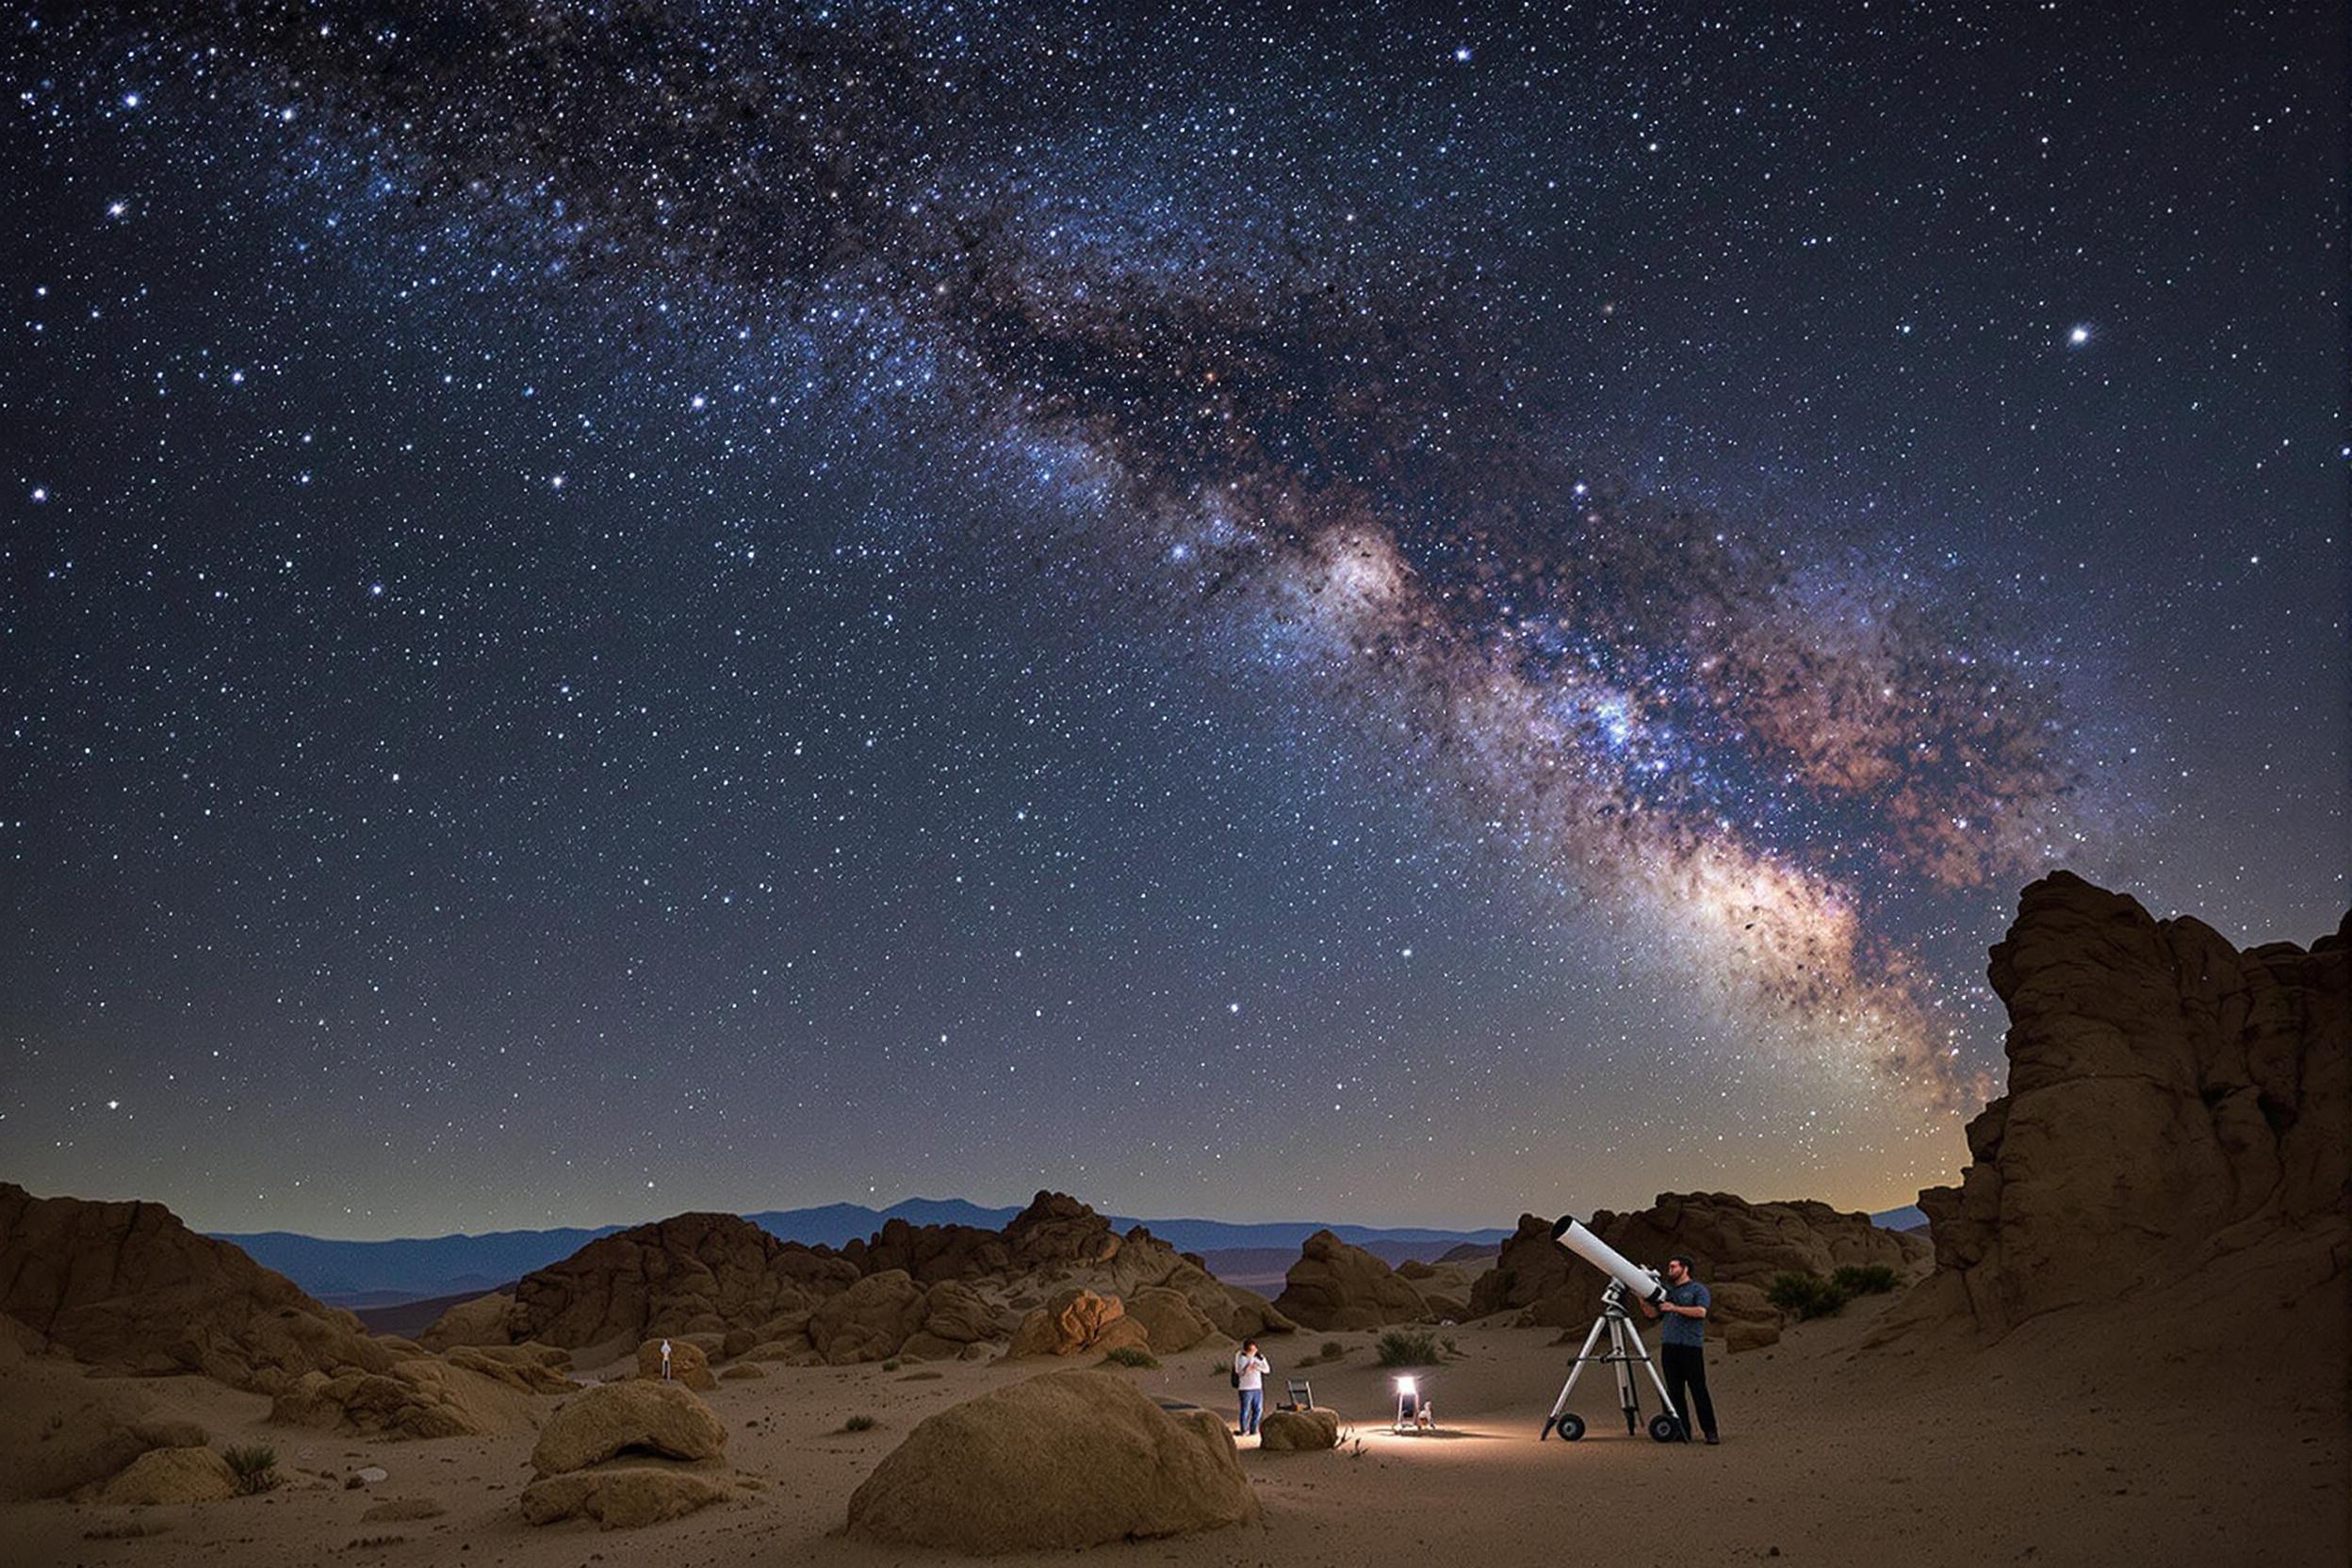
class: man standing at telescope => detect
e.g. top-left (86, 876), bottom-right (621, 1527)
top-left (1639, 1255), bottom-right (1720, 1445)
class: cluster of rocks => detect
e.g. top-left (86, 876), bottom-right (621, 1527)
top-left (0, 1183), bottom-right (569, 1440)
top-left (1470, 1194), bottom-right (1925, 1351)
top-left (426, 1191), bottom-right (1292, 1372)
top-left (1887, 872), bottom-right (2348, 1340)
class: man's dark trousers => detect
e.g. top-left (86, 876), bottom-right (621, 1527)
top-left (1659, 1343), bottom-right (1717, 1441)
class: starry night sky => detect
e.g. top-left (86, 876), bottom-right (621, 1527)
top-left (3, 2), bottom-right (2344, 1239)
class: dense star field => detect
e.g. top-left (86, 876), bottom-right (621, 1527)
top-left (2, 3), bottom-right (2343, 1236)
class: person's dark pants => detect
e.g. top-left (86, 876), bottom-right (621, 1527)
top-left (1237, 1387), bottom-right (1264, 1435)
top-left (1659, 1343), bottom-right (1717, 1440)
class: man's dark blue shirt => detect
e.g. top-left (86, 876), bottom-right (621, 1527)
top-left (1660, 1281), bottom-right (1709, 1348)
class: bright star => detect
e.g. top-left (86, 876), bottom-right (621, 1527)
top-left (2067, 323), bottom-right (2091, 346)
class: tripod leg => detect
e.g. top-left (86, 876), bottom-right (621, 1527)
top-left (1544, 1312), bottom-right (1612, 1433)
top-left (1609, 1316), bottom-right (1641, 1433)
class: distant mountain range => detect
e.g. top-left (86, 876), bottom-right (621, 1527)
top-left (217, 1198), bottom-right (1927, 1305)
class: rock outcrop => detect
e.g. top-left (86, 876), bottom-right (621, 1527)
top-left (1123, 1284), bottom-right (1216, 1352)
top-left (417, 1291), bottom-right (518, 1351)
top-left (807, 1270), bottom-right (930, 1364)
top-left (502, 1211), bottom-right (858, 1350)
top-left (842, 1190), bottom-right (1121, 1282)
top-left (0, 1184), bottom-right (403, 1392)
top-left (844, 1370), bottom-right (1261, 1552)
top-left (1471, 1194), bottom-right (1923, 1350)
top-left (531, 1380), bottom-right (728, 1476)
top-left (1902, 873), bottom-right (2349, 1338)
top-left (1007, 1287), bottom-right (1152, 1357)
top-left (437, 1191), bottom-right (1286, 1367)
top-left (270, 1356), bottom-right (537, 1439)
top-left (841, 1194), bottom-right (1293, 1348)
top-left (1273, 1231), bottom-right (1433, 1331)
top-left (444, 1341), bottom-right (574, 1394)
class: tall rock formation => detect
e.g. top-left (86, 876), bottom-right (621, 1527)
top-left (1272, 1230), bottom-right (1433, 1330)
top-left (1904, 871), bottom-right (2348, 1338)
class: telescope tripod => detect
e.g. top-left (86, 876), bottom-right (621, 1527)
top-left (1538, 1280), bottom-right (1686, 1444)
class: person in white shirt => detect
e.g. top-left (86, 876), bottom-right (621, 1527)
top-left (660, 1338), bottom-right (674, 1381)
top-left (1233, 1339), bottom-right (1271, 1436)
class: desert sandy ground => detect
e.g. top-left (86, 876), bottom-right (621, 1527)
top-left (4, 1275), bottom-right (2342, 1568)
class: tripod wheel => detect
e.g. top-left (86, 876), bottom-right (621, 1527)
top-left (1648, 1413), bottom-right (1683, 1444)
top-left (1553, 1413), bottom-right (1586, 1443)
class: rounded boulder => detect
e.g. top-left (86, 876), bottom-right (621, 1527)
top-left (531, 1380), bottom-right (727, 1477)
top-left (1257, 1407), bottom-right (1342, 1451)
top-left (845, 1369), bottom-right (1261, 1553)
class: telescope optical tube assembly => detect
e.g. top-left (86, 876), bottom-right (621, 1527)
top-left (1549, 1214), bottom-right (1668, 1306)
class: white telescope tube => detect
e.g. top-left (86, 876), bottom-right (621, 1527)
top-left (1550, 1215), bottom-right (1666, 1305)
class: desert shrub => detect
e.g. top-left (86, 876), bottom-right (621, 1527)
top-left (1099, 1345), bottom-right (1160, 1369)
top-left (1440, 1335), bottom-right (1460, 1355)
top-left (1320, 1340), bottom-right (1345, 1359)
top-left (879, 1359), bottom-right (901, 1372)
top-left (1831, 1264), bottom-right (1901, 1297)
top-left (222, 1445), bottom-right (280, 1494)
top-left (1374, 1329), bottom-right (1442, 1367)
top-left (1764, 1270), bottom-right (1852, 1321)
top-left (841, 1414), bottom-right (877, 1432)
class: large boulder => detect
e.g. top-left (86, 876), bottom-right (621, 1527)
top-left (1006, 1288), bottom-right (1152, 1358)
top-left (74, 1445), bottom-right (237, 1505)
top-left (418, 1291), bottom-right (519, 1351)
top-left (807, 1269), bottom-right (930, 1364)
top-left (635, 1337), bottom-right (715, 1390)
top-left (1257, 1407), bottom-right (1342, 1451)
top-left (505, 1212), bottom-right (858, 1350)
top-left (1470, 1194), bottom-right (1922, 1348)
top-left (844, 1369), bottom-right (1261, 1552)
top-left (899, 1280), bottom-right (1004, 1360)
top-left (1897, 874), bottom-right (2349, 1338)
top-left (531, 1380), bottom-right (727, 1477)
top-left (1124, 1285), bottom-right (1216, 1352)
top-left (1273, 1231), bottom-right (1432, 1331)
top-left (519, 1466), bottom-right (733, 1529)
top-left (0, 1184), bottom-right (403, 1393)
